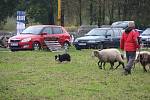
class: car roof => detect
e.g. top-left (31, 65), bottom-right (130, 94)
top-left (93, 27), bottom-right (123, 30)
top-left (28, 25), bottom-right (62, 28)
top-left (111, 21), bottom-right (134, 29)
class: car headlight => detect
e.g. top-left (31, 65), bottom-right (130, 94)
top-left (21, 38), bottom-right (31, 42)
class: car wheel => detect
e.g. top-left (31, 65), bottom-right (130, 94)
top-left (33, 42), bottom-right (41, 50)
top-left (76, 47), bottom-right (81, 50)
top-left (63, 42), bottom-right (69, 50)
top-left (75, 46), bottom-right (81, 50)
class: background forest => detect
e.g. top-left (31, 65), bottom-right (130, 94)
top-left (0, 0), bottom-right (150, 29)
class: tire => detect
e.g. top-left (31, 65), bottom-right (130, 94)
top-left (33, 42), bottom-right (41, 50)
top-left (76, 47), bottom-right (81, 50)
top-left (63, 42), bottom-right (69, 50)
top-left (75, 46), bottom-right (81, 50)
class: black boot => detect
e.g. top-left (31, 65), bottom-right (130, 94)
top-left (123, 69), bottom-right (131, 75)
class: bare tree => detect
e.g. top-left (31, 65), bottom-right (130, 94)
top-left (79, 0), bottom-right (82, 25)
top-left (49, 0), bottom-right (55, 25)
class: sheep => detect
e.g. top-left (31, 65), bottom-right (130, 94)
top-left (135, 51), bottom-right (150, 60)
top-left (93, 48), bottom-right (124, 70)
top-left (133, 51), bottom-right (150, 68)
top-left (135, 51), bottom-right (150, 72)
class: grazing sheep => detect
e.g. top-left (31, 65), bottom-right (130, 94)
top-left (93, 48), bottom-right (124, 69)
top-left (135, 51), bottom-right (150, 72)
top-left (55, 53), bottom-right (71, 62)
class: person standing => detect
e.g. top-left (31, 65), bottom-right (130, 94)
top-left (120, 21), bottom-right (140, 75)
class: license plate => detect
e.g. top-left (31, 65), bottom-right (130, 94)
top-left (78, 43), bottom-right (86, 45)
top-left (11, 43), bottom-right (18, 46)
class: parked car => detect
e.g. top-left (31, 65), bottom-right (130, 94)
top-left (8, 25), bottom-right (71, 51)
top-left (140, 28), bottom-right (150, 47)
top-left (0, 32), bottom-right (15, 48)
top-left (111, 21), bottom-right (134, 29)
top-left (111, 21), bottom-right (143, 34)
top-left (76, 25), bottom-right (98, 38)
top-left (73, 28), bottom-right (123, 50)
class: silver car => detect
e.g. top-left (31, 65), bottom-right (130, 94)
top-left (141, 28), bottom-right (150, 47)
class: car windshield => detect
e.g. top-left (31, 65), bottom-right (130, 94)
top-left (142, 28), bottom-right (150, 36)
top-left (21, 26), bottom-right (43, 35)
top-left (86, 29), bottom-right (106, 36)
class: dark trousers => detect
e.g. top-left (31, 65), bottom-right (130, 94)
top-left (125, 51), bottom-right (136, 71)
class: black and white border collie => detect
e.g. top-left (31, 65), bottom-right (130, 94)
top-left (55, 53), bottom-right (71, 62)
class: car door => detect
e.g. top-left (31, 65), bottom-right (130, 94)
top-left (51, 26), bottom-right (65, 45)
top-left (111, 29), bottom-right (122, 48)
top-left (105, 29), bottom-right (113, 48)
top-left (41, 27), bottom-right (53, 47)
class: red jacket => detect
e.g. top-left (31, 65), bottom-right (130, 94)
top-left (120, 29), bottom-right (140, 51)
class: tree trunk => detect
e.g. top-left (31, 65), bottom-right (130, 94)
top-left (97, 0), bottom-right (102, 27)
top-left (79, 0), bottom-right (82, 26)
top-left (49, 0), bottom-right (55, 25)
top-left (102, 0), bottom-right (105, 24)
top-left (61, 0), bottom-right (64, 26)
top-left (90, 0), bottom-right (93, 25)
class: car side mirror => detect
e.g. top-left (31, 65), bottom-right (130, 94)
top-left (105, 34), bottom-right (111, 38)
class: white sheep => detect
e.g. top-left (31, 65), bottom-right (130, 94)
top-left (93, 48), bottom-right (124, 69)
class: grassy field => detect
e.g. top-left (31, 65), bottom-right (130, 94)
top-left (0, 47), bottom-right (149, 100)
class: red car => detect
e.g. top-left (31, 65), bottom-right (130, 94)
top-left (8, 25), bottom-right (71, 51)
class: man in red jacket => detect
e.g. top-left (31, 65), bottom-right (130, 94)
top-left (120, 21), bottom-right (140, 75)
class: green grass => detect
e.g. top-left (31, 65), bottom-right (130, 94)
top-left (0, 47), bottom-right (150, 100)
